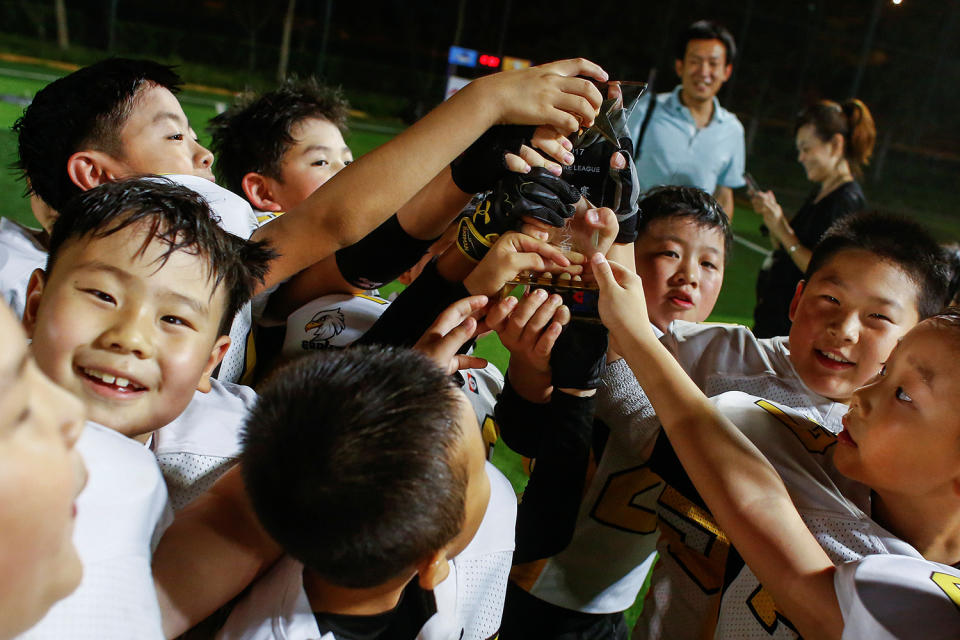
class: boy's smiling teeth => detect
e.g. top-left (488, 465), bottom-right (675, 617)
top-left (82, 367), bottom-right (142, 390)
top-left (819, 351), bottom-right (852, 364)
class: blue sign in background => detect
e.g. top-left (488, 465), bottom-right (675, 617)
top-left (448, 45), bottom-right (478, 68)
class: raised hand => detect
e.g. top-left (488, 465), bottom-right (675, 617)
top-left (413, 295), bottom-right (489, 374)
top-left (479, 58), bottom-right (607, 133)
top-left (463, 231), bottom-right (583, 297)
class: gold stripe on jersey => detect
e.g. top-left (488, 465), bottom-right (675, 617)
top-left (353, 293), bottom-right (390, 305)
top-left (932, 571), bottom-right (960, 611)
top-left (482, 415), bottom-right (499, 458)
top-left (657, 484), bottom-right (731, 594)
top-left (239, 327), bottom-right (257, 387)
top-left (755, 399), bottom-right (836, 454)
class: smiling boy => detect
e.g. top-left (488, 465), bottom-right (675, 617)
top-left (16, 179), bottom-right (272, 638)
top-left (593, 212), bottom-right (947, 639)
top-left (23, 179), bottom-right (272, 441)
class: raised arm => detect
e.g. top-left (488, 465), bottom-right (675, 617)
top-left (251, 59), bottom-right (607, 292)
top-left (592, 252), bottom-right (844, 640)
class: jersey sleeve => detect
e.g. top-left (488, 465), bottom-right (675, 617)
top-left (594, 358), bottom-right (662, 455)
top-left (835, 554), bottom-right (960, 640)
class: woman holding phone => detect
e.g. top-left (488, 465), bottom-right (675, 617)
top-left (751, 100), bottom-right (876, 338)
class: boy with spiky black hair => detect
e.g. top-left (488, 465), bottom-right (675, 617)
top-left (208, 77), bottom-right (350, 215)
top-left (220, 346), bottom-right (516, 639)
top-left (20, 177), bottom-right (274, 638)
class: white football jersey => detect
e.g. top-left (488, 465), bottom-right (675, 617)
top-left (835, 555), bottom-right (960, 640)
top-left (282, 293), bottom-right (391, 356)
top-left (151, 379), bottom-right (257, 511)
top-left (0, 217), bottom-right (46, 318)
top-left (163, 175), bottom-right (260, 384)
top-left (704, 392), bottom-right (911, 639)
top-left (218, 462), bottom-right (516, 640)
top-left (523, 321), bottom-right (846, 616)
top-left (20, 423), bottom-right (169, 640)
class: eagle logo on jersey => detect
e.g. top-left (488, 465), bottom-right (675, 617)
top-left (302, 307), bottom-right (346, 351)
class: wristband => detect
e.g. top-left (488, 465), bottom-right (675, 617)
top-left (335, 214), bottom-right (435, 289)
top-left (494, 375), bottom-right (548, 458)
top-left (549, 322), bottom-right (609, 390)
top-left (356, 258), bottom-right (469, 348)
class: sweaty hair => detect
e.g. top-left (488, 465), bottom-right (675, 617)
top-left (46, 178), bottom-right (275, 335)
top-left (795, 100), bottom-right (876, 178)
top-left (208, 77), bottom-right (350, 196)
top-left (676, 20), bottom-right (737, 66)
top-left (14, 58), bottom-right (183, 212)
top-left (805, 212), bottom-right (950, 320)
top-left (240, 347), bottom-right (468, 589)
top-left (637, 185), bottom-right (733, 263)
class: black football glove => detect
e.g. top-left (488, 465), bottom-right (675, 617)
top-left (450, 125), bottom-right (535, 195)
top-left (455, 168), bottom-right (580, 262)
top-left (563, 134), bottom-right (640, 244)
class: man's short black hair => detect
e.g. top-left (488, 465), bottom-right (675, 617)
top-left (676, 20), bottom-right (737, 66)
top-left (47, 177), bottom-right (275, 335)
top-left (241, 346), bottom-right (468, 589)
top-left (14, 58), bottom-right (183, 213)
top-left (805, 212), bottom-right (950, 321)
top-left (636, 185), bottom-right (733, 263)
top-left (208, 77), bottom-right (350, 196)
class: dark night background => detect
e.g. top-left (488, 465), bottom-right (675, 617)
top-left (1, 0), bottom-right (958, 222)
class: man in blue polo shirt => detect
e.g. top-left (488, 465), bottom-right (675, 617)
top-left (627, 20), bottom-right (745, 219)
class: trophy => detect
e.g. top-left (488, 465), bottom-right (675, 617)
top-left (506, 80), bottom-right (647, 322)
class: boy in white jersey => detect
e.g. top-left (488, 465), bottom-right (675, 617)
top-left (593, 213), bottom-right (948, 639)
top-left (496, 186), bottom-right (731, 638)
top-left (18, 178), bottom-right (273, 639)
top-left (593, 250), bottom-right (960, 639)
top-left (218, 345), bottom-right (516, 640)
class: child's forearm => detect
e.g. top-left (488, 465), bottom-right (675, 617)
top-left (251, 90), bottom-right (497, 290)
top-left (612, 326), bottom-right (843, 640)
top-left (251, 59), bottom-right (605, 292)
top-left (153, 467), bottom-right (282, 638)
top-left (396, 167), bottom-right (471, 240)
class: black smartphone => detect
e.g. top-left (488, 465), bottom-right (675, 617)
top-left (744, 172), bottom-right (761, 196)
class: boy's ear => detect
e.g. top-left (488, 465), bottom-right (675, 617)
top-left (22, 268), bottom-right (48, 338)
top-left (196, 335), bottom-right (231, 393)
top-left (241, 173), bottom-right (283, 212)
top-left (415, 550), bottom-right (450, 591)
top-left (722, 63), bottom-right (733, 83)
top-left (66, 150), bottom-right (126, 191)
top-left (674, 59), bottom-right (684, 79)
top-left (787, 280), bottom-right (807, 323)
